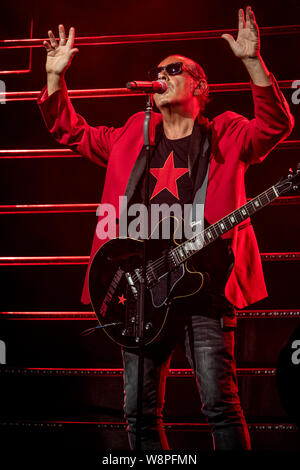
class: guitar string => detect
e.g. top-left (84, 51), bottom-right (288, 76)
top-left (157, 188), bottom-right (274, 275)
top-left (129, 187), bottom-right (277, 284)
top-left (130, 187), bottom-right (276, 283)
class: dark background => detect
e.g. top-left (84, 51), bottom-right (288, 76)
top-left (0, 0), bottom-right (300, 454)
top-left (0, 0), bottom-right (299, 243)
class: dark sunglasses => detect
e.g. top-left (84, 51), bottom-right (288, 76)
top-left (148, 62), bottom-right (199, 81)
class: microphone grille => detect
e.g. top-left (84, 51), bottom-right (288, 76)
top-left (157, 80), bottom-right (168, 92)
top-left (125, 81), bottom-right (136, 90)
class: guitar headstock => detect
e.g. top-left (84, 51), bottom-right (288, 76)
top-left (275, 163), bottom-right (300, 196)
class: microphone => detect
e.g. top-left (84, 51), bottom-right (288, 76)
top-left (126, 80), bottom-right (168, 94)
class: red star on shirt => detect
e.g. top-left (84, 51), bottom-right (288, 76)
top-left (118, 294), bottom-right (126, 305)
top-left (150, 151), bottom-right (189, 200)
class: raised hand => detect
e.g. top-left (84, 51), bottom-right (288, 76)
top-left (43, 25), bottom-right (79, 76)
top-left (222, 6), bottom-right (260, 60)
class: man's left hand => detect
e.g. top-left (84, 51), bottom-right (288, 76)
top-left (222, 6), bottom-right (260, 60)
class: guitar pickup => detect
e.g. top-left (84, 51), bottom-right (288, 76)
top-left (134, 268), bottom-right (143, 282)
top-left (125, 272), bottom-right (138, 298)
top-left (135, 266), bottom-right (156, 287)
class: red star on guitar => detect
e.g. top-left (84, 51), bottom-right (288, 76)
top-left (150, 151), bottom-right (189, 200)
top-left (118, 294), bottom-right (126, 305)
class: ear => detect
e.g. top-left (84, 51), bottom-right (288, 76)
top-left (194, 79), bottom-right (208, 96)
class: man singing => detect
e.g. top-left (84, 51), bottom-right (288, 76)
top-left (38, 7), bottom-right (294, 450)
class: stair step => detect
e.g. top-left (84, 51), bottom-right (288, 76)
top-left (1, 316), bottom-right (299, 367)
top-left (0, 419), bottom-right (299, 452)
top-left (0, 366), bottom-right (290, 419)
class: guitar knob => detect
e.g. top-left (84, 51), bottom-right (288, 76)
top-left (145, 322), bottom-right (152, 331)
top-left (121, 329), bottom-right (128, 336)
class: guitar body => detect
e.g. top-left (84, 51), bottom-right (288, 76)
top-left (88, 165), bottom-right (299, 347)
top-left (88, 217), bottom-right (234, 347)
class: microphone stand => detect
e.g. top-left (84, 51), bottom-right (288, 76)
top-left (135, 94), bottom-right (152, 452)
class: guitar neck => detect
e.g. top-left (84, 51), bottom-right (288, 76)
top-left (172, 184), bottom-right (281, 265)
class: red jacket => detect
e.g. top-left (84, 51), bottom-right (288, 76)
top-left (37, 75), bottom-right (294, 308)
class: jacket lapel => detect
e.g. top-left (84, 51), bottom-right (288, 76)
top-left (188, 116), bottom-right (212, 190)
top-left (122, 112), bottom-right (211, 210)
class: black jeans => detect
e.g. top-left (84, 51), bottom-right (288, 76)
top-left (122, 310), bottom-right (251, 450)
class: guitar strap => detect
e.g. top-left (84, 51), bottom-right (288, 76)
top-left (188, 125), bottom-right (211, 241)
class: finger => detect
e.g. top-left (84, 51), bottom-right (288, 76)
top-left (238, 9), bottom-right (245, 30)
top-left (221, 34), bottom-right (236, 48)
top-left (66, 26), bottom-right (75, 48)
top-left (43, 40), bottom-right (52, 52)
top-left (58, 24), bottom-right (67, 45)
top-left (48, 30), bottom-right (58, 48)
top-left (245, 6), bottom-right (251, 29)
top-left (248, 7), bottom-right (258, 31)
top-left (69, 48), bottom-right (79, 59)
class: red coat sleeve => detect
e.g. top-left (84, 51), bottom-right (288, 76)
top-left (213, 74), bottom-right (295, 165)
top-left (37, 81), bottom-right (124, 167)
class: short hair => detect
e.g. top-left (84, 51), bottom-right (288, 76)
top-left (163, 55), bottom-right (209, 112)
top-left (181, 56), bottom-right (209, 112)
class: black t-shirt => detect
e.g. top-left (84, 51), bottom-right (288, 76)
top-left (149, 133), bottom-right (192, 206)
top-left (139, 133), bottom-right (234, 317)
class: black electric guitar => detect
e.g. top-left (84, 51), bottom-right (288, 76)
top-left (88, 165), bottom-right (300, 348)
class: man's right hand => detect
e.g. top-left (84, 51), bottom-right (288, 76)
top-left (43, 25), bottom-right (79, 96)
top-left (44, 24), bottom-right (79, 76)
